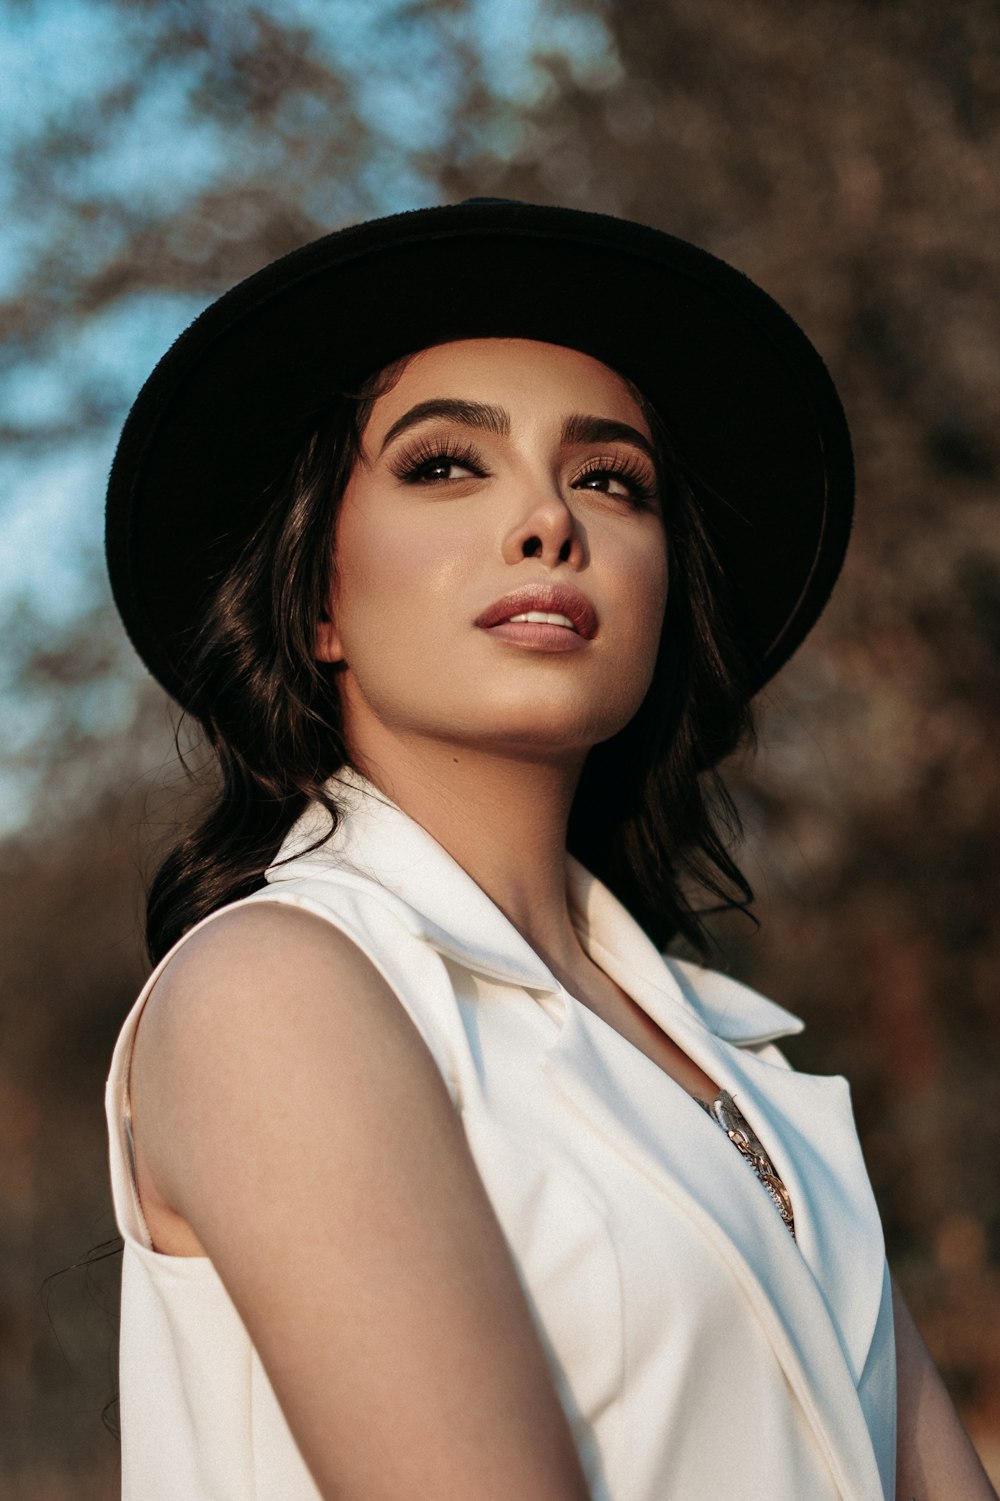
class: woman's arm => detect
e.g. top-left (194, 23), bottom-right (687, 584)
top-left (893, 1277), bottom-right (998, 1501)
top-left (130, 902), bottom-right (593, 1501)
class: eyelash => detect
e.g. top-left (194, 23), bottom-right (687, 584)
top-left (389, 438), bottom-right (659, 510)
top-left (572, 454), bottom-right (659, 509)
top-left (389, 437), bottom-right (487, 485)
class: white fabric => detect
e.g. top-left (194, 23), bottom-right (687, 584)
top-left (106, 766), bottom-right (896, 1500)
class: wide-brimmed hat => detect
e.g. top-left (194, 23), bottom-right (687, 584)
top-left (105, 198), bottom-right (853, 709)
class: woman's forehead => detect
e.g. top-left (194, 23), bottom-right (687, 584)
top-left (364, 337), bottom-right (653, 442)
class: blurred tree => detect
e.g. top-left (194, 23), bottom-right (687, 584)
top-left (2, 0), bottom-right (999, 1489)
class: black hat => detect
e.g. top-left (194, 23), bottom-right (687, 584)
top-left (105, 198), bottom-right (853, 708)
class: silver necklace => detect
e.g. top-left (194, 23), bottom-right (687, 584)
top-left (697, 1089), bottom-right (796, 1239)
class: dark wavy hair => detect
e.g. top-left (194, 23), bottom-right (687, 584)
top-left (146, 358), bottom-right (755, 964)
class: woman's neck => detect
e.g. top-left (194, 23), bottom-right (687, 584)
top-left (350, 735), bottom-right (590, 981)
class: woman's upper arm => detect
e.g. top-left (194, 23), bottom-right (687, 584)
top-left (129, 902), bottom-right (592, 1501)
top-left (892, 1276), bottom-right (998, 1501)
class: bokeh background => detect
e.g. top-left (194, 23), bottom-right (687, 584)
top-left (2, 0), bottom-right (998, 1494)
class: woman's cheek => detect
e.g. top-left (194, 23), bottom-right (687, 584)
top-left (336, 510), bottom-right (461, 669)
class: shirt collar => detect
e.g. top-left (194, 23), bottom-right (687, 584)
top-left (265, 764), bottom-right (802, 1046)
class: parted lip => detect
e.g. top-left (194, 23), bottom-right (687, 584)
top-left (474, 583), bottom-right (599, 639)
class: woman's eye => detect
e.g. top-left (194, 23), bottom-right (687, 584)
top-left (572, 459), bottom-right (658, 507)
top-left (392, 444), bottom-right (486, 484)
top-left (412, 457), bottom-right (478, 482)
top-left (576, 469), bottom-right (632, 497)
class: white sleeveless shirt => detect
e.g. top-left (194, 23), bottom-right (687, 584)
top-left (106, 767), bottom-right (896, 1500)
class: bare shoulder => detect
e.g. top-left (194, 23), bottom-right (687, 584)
top-left (136, 898), bottom-right (430, 1075)
top-left (140, 898), bottom-right (402, 1029)
top-left (130, 898), bottom-right (455, 1242)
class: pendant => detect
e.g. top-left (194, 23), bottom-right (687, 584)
top-left (698, 1088), bottom-right (796, 1239)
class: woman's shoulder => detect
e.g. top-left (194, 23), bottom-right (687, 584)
top-left (130, 885), bottom-right (464, 1111)
top-left (147, 896), bottom-right (384, 1010)
top-left (128, 895), bottom-right (464, 1210)
top-left (134, 899), bottom-right (418, 1104)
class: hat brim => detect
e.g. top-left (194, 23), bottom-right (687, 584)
top-left (106, 200), bottom-right (853, 708)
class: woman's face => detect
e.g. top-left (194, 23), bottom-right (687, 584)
top-left (317, 338), bottom-right (669, 764)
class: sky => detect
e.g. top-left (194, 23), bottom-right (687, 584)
top-left (0, 0), bottom-right (619, 837)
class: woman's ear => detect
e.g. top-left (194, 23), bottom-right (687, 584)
top-left (314, 609), bottom-right (344, 664)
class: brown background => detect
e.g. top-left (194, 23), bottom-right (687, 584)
top-left (1, 0), bottom-right (998, 1493)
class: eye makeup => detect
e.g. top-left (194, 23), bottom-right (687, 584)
top-left (388, 435), bottom-right (488, 485)
top-left (570, 451), bottom-right (659, 509)
top-left (384, 426), bottom-right (660, 510)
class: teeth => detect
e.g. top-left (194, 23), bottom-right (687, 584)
top-left (507, 612), bottom-right (576, 629)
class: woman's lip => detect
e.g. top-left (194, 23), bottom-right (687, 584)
top-left (480, 620), bottom-right (588, 652)
top-left (474, 585), bottom-right (599, 638)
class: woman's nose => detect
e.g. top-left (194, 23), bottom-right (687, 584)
top-left (501, 491), bottom-right (587, 569)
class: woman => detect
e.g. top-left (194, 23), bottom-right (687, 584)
top-left (104, 200), bottom-right (995, 1500)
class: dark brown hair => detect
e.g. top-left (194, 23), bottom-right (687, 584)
top-left (146, 359), bottom-right (754, 963)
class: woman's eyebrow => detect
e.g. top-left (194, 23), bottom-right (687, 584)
top-left (562, 414), bottom-right (656, 462)
top-left (378, 399), bottom-right (510, 453)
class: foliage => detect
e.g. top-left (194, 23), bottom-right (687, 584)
top-left (2, 0), bottom-right (999, 1486)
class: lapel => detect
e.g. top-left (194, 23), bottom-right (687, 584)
top-left (268, 769), bottom-right (887, 1500)
top-left (552, 866), bottom-right (888, 1500)
top-left (267, 767), bottom-right (558, 990)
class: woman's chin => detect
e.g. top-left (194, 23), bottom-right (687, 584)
top-left (443, 707), bottom-right (640, 757)
top-left (337, 677), bottom-right (646, 760)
